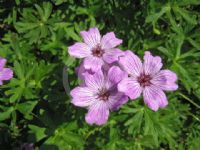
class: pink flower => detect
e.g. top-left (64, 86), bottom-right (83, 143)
top-left (0, 57), bottom-right (13, 85)
top-left (68, 28), bottom-right (124, 72)
top-left (70, 66), bottom-right (128, 125)
top-left (75, 62), bottom-right (95, 81)
top-left (75, 61), bottom-right (114, 81)
top-left (23, 143), bottom-right (34, 150)
top-left (118, 51), bottom-right (178, 111)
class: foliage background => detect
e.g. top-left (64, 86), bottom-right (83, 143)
top-left (0, 0), bottom-right (200, 149)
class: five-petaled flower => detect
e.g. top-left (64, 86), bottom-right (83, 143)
top-left (0, 57), bottom-right (13, 85)
top-left (70, 66), bottom-right (128, 125)
top-left (68, 28), bottom-right (123, 72)
top-left (118, 51), bottom-right (178, 111)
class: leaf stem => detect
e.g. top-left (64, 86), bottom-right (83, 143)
top-left (187, 112), bottom-right (200, 123)
top-left (179, 93), bottom-right (200, 109)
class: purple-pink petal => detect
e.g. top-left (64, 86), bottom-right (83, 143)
top-left (107, 66), bottom-right (127, 87)
top-left (119, 50), bottom-right (142, 77)
top-left (103, 48), bottom-right (124, 64)
top-left (83, 57), bottom-right (104, 72)
top-left (84, 70), bottom-right (105, 90)
top-left (143, 51), bottom-right (163, 76)
top-left (68, 42), bottom-right (91, 58)
top-left (85, 102), bottom-right (109, 125)
top-left (143, 85), bottom-right (168, 111)
top-left (0, 58), bottom-right (13, 85)
top-left (80, 28), bottom-right (101, 47)
top-left (0, 68), bottom-right (13, 81)
top-left (0, 58), bottom-right (6, 70)
top-left (109, 93), bottom-right (128, 110)
top-left (70, 87), bottom-right (95, 107)
top-left (101, 32), bottom-right (122, 49)
top-left (118, 77), bottom-right (142, 100)
top-left (151, 70), bottom-right (178, 91)
top-left (75, 62), bottom-right (95, 80)
top-left (23, 143), bottom-right (34, 150)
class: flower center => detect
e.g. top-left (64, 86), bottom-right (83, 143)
top-left (92, 44), bottom-right (104, 57)
top-left (137, 73), bottom-right (152, 87)
top-left (97, 88), bottom-right (110, 101)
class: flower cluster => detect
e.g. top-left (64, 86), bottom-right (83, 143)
top-left (68, 28), bottom-right (178, 125)
top-left (0, 57), bottom-right (13, 85)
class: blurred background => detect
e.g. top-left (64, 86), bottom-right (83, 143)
top-left (0, 0), bottom-right (200, 149)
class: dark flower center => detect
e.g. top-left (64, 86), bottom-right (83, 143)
top-left (97, 88), bottom-right (110, 101)
top-left (92, 44), bottom-right (104, 57)
top-left (137, 73), bottom-right (152, 87)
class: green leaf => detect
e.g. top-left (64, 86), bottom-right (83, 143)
top-left (9, 87), bottom-right (24, 103)
top-left (43, 2), bottom-right (52, 21)
top-left (144, 109), bottom-right (158, 146)
top-left (187, 37), bottom-right (200, 50)
top-left (0, 107), bottom-right (14, 121)
top-left (174, 7), bottom-right (197, 25)
top-left (13, 61), bottom-right (24, 79)
top-left (66, 27), bottom-right (82, 41)
top-left (177, 0), bottom-right (200, 6)
top-left (28, 124), bottom-right (47, 141)
top-left (157, 46), bottom-right (174, 59)
top-left (146, 5), bottom-right (170, 23)
top-left (173, 62), bottom-right (193, 92)
top-left (41, 122), bottom-right (84, 150)
top-left (35, 4), bottom-right (44, 20)
top-left (125, 110), bottom-right (144, 134)
top-left (16, 101), bottom-right (37, 120)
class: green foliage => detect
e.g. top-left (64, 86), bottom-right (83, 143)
top-left (0, 0), bottom-right (199, 149)
top-left (15, 2), bottom-right (60, 44)
top-left (41, 122), bottom-right (84, 150)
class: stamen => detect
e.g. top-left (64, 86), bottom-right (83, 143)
top-left (97, 88), bottom-right (110, 101)
top-left (137, 73), bottom-right (152, 87)
top-left (92, 44), bottom-right (104, 57)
